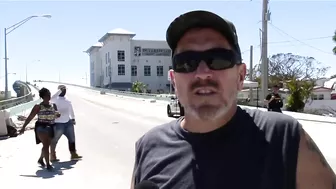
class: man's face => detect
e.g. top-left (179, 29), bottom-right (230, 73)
top-left (172, 28), bottom-right (246, 120)
top-left (58, 85), bottom-right (66, 96)
top-left (273, 87), bottom-right (279, 94)
top-left (60, 88), bottom-right (67, 97)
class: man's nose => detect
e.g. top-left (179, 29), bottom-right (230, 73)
top-left (194, 61), bottom-right (213, 80)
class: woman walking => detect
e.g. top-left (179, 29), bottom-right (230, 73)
top-left (19, 87), bottom-right (60, 171)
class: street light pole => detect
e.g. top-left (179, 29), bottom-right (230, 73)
top-left (4, 28), bottom-right (8, 99)
top-left (3, 14), bottom-right (51, 99)
top-left (82, 72), bottom-right (88, 85)
top-left (85, 72), bottom-right (88, 85)
top-left (25, 61), bottom-right (27, 83)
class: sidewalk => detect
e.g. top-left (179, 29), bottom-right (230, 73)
top-left (0, 118), bottom-right (81, 189)
top-left (0, 117), bottom-right (36, 170)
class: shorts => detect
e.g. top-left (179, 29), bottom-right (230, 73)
top-left (34, 122), bottom-right (55, 144)
top-left (36, 125), bottom-right (53, 133)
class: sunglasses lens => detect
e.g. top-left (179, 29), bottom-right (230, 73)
top-left (208, 59), bottom-right (233, 70)
top-left (174, 59), bottom-right (199, 73)
top-left (172, 48), bottom-right (237, 73)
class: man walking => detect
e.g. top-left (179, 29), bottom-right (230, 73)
top-left (50, 85), bottom-right (82, 161)
top-left (131, 10), bottom-right (336, 189)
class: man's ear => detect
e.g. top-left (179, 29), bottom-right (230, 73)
top-left (237, 63), bottom-right (246, 90)
top-left (171, 71), bottom-right (175, 87)
top-left (171, 71), bottom-right (179, 97)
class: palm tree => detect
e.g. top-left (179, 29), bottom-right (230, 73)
top-left (285, 78), bottom-right (314, 112)
top-left (333, 30), bottom-right (336, 54)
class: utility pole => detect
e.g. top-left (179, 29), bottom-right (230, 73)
top-left (261, 0), bottom-right (270, 100)
top-left (249, 45), bottom-right (253, 101)
top-left (85, 72), bottom-right (88, 85)
top-left (82, 72), bottom-right (88, 85)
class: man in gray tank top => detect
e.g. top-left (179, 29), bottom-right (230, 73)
top-left (131, 10), bottom-right (336, 189)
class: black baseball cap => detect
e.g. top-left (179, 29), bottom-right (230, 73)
top-left (166, 10), bottom-right (242, 62)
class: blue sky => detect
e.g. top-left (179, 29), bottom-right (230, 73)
top-left (0, 0), bottom-right (336, 94)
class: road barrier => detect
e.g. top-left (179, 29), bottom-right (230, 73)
top-left (0, 81), bottom-right (35, 110)
top-left (0, 83), bottom-right (40, 136)
top-left (6, 83), bottom-right (41, 117)
top-left (40, 80), bottom-right (172, 101)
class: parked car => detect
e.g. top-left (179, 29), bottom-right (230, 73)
top-left (167, 95), bottom-right (184, 117)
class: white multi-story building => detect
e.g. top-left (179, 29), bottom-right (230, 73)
top-left (86, 28), bottom-right (173, 93)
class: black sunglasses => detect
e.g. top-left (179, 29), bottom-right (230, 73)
top-left (172, 48), bottom-right (239, 73)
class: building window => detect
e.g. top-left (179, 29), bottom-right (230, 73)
top-left (117, 50), bottom-right (125, 61)
top-left (131, 65), bottom-right (137, 76)
top-left (157, 66), bottom-right (163, 76)
top-left (105, 66), bottom-right (108, 77)
top-left (134, 46), bottom-right (141, 56)
top-left (118, 64), bottom-right (125, 75)
top-left (318, 94), bottom-right (324, 100)
top-left (311, 94), bottom-right (324, 100)
top-left (144, 66), bottom-right (151, 76)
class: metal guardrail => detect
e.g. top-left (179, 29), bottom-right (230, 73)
top-left (40, 80), bottom-right (172, 101)
top-left (0, 81), bottom-right (34, 110)
top-left (6, 83), bottom-right (41, 117)
top-left (40, 80), bottom-right (336, 124)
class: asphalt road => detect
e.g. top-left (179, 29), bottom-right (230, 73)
top-left (0, 83), bottom-right (176, 189)
top-left (0, 82), bottom-right (335, 189)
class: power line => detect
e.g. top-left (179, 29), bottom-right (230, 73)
top-left (268, 36), bottom-right (333, 44)
top-left (241, 36), bottom-right (332, 54)
top-left (268, 22), bottom-right (334, 55)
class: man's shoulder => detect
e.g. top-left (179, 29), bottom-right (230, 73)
top-left (136, 119), bottom-right (178, 149)
top-left (59, 98), bottom-right (72, 104)
top-left (241, 107), bottom-right (301, 132)
top-left (64, 98), bottom-right (72, 103)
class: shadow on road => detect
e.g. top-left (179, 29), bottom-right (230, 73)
top-left (0, 136), bottom-right (10, 140)
top-left (20, 160), bottom-right (79, 179)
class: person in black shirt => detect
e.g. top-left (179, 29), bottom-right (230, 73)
top-left (131, 10), bottom-right (336, 189)
top-left (265, 84), bottom-right (283, 113)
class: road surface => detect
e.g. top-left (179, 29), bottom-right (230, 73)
top-left (0, 82), bottom-right (335, 189)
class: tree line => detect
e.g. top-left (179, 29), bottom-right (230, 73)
top-left (246, 52), bottom-right (331, 112)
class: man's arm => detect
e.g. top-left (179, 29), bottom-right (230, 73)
top-left (265, 94), bottom-right (272, 101)
top-left (264, 94), bottom-right (272, 106)
top-left (50, 90), bottom-right (62, 102)
top-left (278, 98), bottom-right (283, 108)
top-left (296, 128), bottom-right (336, 189)
top-left (69, 102), bottom-right (75, 120)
